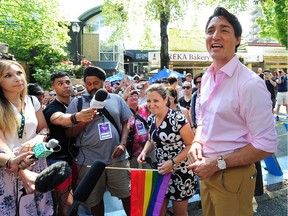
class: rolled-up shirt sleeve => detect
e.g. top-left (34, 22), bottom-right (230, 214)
top-left (240, 77), bottom-right (278, 153)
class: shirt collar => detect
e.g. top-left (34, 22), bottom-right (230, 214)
top-left (207, 55), bottom-right (239, 77)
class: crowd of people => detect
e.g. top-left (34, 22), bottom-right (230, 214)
top-left (0, 7), bottom-right (281, 216)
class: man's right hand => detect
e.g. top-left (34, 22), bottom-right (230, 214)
top-left (188, 141), bottom-right (203, 163)
top-left (76, 108), bottom-right (98, 123)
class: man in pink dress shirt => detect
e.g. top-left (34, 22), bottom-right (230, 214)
top-left (188, 7), bottom-right (278, 216)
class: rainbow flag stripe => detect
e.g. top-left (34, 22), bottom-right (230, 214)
top-left (131, 170), bottom-right (171, 216)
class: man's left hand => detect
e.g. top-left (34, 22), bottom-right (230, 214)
top-left (188, 157), bottom-right (218, 180)
top-left (111, 144), bottom-right (126, 159)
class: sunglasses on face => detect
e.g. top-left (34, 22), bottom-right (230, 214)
top-left (182, 86), bottom-right (191, 90)
top-left (195, 81), bottom-right (201, 85)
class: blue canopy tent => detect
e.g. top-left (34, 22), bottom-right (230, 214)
top-left (106, 72), bottom-right (132, 82)
top-left (148, 68), bottom-right (185, 84)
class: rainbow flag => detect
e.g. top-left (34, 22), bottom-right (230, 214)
top-left (131, 170), bottom-right (171, 216)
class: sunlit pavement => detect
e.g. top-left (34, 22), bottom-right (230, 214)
top-left (78, 106), bottom-right (288, 216)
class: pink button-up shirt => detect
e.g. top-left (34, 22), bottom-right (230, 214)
top-left (200, 56), bottom-right (278, 158)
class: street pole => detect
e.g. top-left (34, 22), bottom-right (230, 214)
top-left (72, 22), bottom-right (80, 65)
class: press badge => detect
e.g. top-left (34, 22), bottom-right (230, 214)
top-left (135, 121), bottom-right (146, 135)
top-left (98, 122), bottom-right (112, 140)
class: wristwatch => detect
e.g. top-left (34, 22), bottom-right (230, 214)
top-left (217, 156), bottom-right (226, 170)
top-left (171, 158), bottom-right (177, 168)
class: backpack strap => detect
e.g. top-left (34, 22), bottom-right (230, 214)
top-left (29, 95), bottom-right (34, 106)
top-left (77, 96), bottom-right (83, 112)
top-left (130, 108), bottom-right (148, 129)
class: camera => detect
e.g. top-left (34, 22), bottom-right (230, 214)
top-left (137, 84), bottom-right (144, 90)
top-left (131, 84), bottom-right (136, 90)
top-left (1, 53), bottom-right (15, 60)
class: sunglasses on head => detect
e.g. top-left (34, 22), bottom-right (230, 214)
top-left (182, 86), bottom-right (191, 89)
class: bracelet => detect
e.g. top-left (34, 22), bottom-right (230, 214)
top-left (39, 132), bottom-right (50, 137)
top-left (5, 157), bottom-right (12, 170)
top-left (70, 113), bottom-right (79, 124)
top-left (171, 158), bottom-right (177, 169)
top-left (120, 143), bottom-right (126, 148)
top-left (192, 141), bottom-right (202, 145)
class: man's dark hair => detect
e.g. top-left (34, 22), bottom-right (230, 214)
top-left (155, 79), bottom-right (162, 84)
top-left (167, 76), bottom-right (177, 85)
top-left (27, 83), bottom-right (44, 96)
top-left (50, 71), bottom-right (70, 85)
top-left (205, 7), bottom-right (242, 52)
top-left (193, 72), bottom-right (204, 85)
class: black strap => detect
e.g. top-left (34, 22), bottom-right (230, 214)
top-left (130, 108), bottom-right (148, 129)
top-left (77, 96), bottom-right (121, 141)
top-left (29, 95), bottom-right (34, 106)
top-left (77, 97), bottom-right (83, 112)
top-left (135, 114), bottom-right (148, 129)
top-left (100, 108), bottom-right (121, 141)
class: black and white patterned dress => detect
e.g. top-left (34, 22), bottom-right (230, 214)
top-left (148, 109), bottom-right (197, 201)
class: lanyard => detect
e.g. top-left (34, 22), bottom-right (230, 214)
top-left (17, 109), bottom-right (25, 139)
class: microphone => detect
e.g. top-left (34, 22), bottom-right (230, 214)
top-left (66, 161), bottom-right (106, 216)
top-left (30, 139), bottom-right (60, 159)
top-left (35, 161), bottom-right (72, 193)
top-left (90, 88), bottom-right (108, 109)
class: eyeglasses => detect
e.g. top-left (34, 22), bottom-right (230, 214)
top-left (182, 86), bottom-right (191, 90)
top-left (49, 93), bottom-right (56, 96)
top-left (128, 94), bottom-right (138, 98)
top-left (195, 81), bottom-right (201, 85)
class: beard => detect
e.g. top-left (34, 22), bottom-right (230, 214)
top-left (88, 88), bottom-right (98, 97)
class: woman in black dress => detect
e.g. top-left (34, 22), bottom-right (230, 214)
top-left (137, 84), bottom-right (197, 216)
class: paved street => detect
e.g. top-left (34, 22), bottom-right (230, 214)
top-left (79, 106), bottom-right (288, 216)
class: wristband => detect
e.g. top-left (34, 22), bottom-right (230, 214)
top-left (192, 141), bottom-right (202, 145)
top-left (120, 143), bottom-right (126, 148)
top-left (5, 157), bottom-right (12, 170)
top-left (171, 158), bottom-right (177, 168)
top-left (70, 113), bottom-right (79, 124)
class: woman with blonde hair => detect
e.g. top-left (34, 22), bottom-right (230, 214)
top-left (0, 60), bottom-right (53, 215)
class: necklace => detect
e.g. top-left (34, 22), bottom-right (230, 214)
top-left (55, 97), bottom-right (69, 109)
top-left (17, 108), bottom-right (25, 139)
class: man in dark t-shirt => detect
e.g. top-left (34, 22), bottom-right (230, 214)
top-left (178, 81), bottom-right (192, 110)
top-left (275, 69), bottom-right (288, 120)
top-left (43, 71), bottom-right (95, 216)
top-left (263, 70), bottom-right (276, 113)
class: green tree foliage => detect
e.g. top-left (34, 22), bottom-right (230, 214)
top-left (145, 0), bottom-right (189, 69)
top-left (101, 0), bottom-right (253, 70)
top-left (257, 0), bottom-right (288, 48)
top-left (198, 0), bottom-right (249, 13)
top-left (0, 0), bottom-right (71, 86)
top-left (101, 0), bottom-right (129, 44)
top-left (102, 0), bottom-right (189, 69)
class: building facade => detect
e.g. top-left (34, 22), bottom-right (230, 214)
top-left (68, 5), bottom-right (287, 78)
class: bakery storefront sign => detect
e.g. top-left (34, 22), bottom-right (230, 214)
top-left (169, 52), bottom-right (212, 62)
top-left (149, 52), bottom-right (212, 65)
